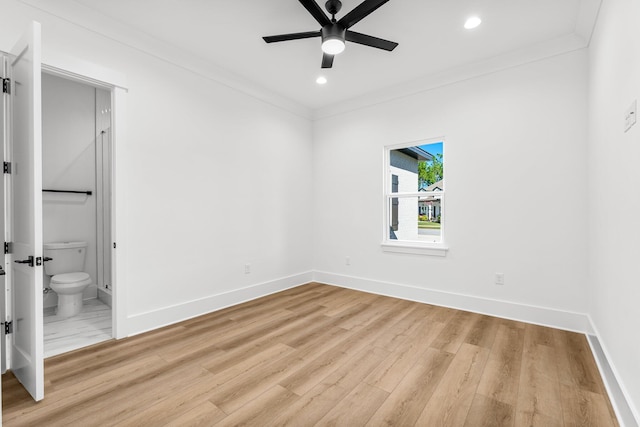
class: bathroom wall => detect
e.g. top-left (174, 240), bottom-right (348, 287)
top-left (42, 72), bottom-right (98, 308)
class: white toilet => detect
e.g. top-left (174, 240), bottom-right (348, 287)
top-left (43, 241), bottom-right (92, 318)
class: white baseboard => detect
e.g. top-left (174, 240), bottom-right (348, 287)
top-left (313, 271), bottom-right (593, 334)
top-left (97, 287), bottom-right (112, 308)
top-left (125, 271), bottom-right (313, 337)
top-left (587, 318), bottom-right (640, 427)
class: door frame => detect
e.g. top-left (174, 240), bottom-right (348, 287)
top-left (41, 58), bottom-right (127, 339)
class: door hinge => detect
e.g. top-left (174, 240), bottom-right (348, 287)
top-left (2, 78), bottom-right (9, 94)
top-left (4, 242), bottom-right (11, 254)
top-left (3, 162), bottom-right (11, 174)
top-left (3, 321), bottom-right (13, 335)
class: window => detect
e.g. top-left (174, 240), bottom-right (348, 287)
top-left (383, 139), bottom-right (447, 255)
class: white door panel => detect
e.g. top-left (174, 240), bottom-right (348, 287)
top-left (9, 21), bottom-right (44, 402)
top-left (1, 55), bottom-right (7, 375)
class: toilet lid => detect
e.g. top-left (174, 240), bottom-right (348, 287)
top-left (51, 272), bottom-right (91, 284)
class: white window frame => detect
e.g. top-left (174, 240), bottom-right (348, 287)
top-left (381, 137), bottom-right (448, 256)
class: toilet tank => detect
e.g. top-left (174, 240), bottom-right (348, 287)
top-left (43, 241), bottom-right (88, 275)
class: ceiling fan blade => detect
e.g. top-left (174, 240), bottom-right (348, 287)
top-left (346, 30), bottom-right (398, 51)
top-left (298, 0), bottom-right (332, 27)
top-left (321, 53), bottom-right (334, 68)
top-left (263, 31), bottom-right (321, 43)
top-left (338, 0), bottom-right (390, 29)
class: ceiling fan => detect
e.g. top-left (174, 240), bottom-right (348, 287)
top-left (263, 0), bottom-right (398, 68)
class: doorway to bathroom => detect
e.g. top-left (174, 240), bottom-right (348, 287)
top-left (1, 22), bottom-right (125, 403)
top-left (41, 72), bottom-right (114, 357)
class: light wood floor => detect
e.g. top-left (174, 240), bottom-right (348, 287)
top-left (2, 283), bottom-right (618, 426)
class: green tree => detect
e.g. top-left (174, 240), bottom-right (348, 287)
top-left (418, 153), bottom-right (443, 189)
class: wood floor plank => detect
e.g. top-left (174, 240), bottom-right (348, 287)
top-left (364, 318), bottom-right (446, 393)
top-left (165, 401), bottom-right (227, 427)
top-left (515, 330), bottom-right (563, 427)
top-left (464, 314), bottom-right (500, 349)
top-left (527, 323), bottom-right (556, 347)
top-left (269, 346), bottom-right (390, 426)
top-left (279, 301), bottom-right (413, 396)
top-left (202, 324), bottom-right (349, 377)
top-left (315, 382), bottom-right (388, 426)
top-left (322, 290), bottom-right (377, 316)
top-left (75, 366), bottom-right (213, 427)
top-left (3, 355), bottom-right (167, 424)
top-left (45, 326), bottom-right (184, 389)
top-left (211, 308), bottom-right (301, 351)
top-left (114, 373), bottom-right (225, 427)
top-left (337, 295), bottom-right (403, 330)
top-left (207, 343), bottom-right (295, 389)
top-left (370, 303), bottom-right (436, 352)
top-left (197, 310), bottom-right (338, 374)
top-left (431, 310), bottom-right (481, 354)
top-left (464, 394), bottom-right (515, 427)
top-left (554, 329), bottom-right (606, 394)
top-left (315, 288), bottom-right (363, 309)
top-left (366, 348), bottom-right (454, 426)
top-left (560, 383), bottom-right (618, 427)
top-left (213, 385), bottom-right (299, 427)
top-left (475, 324), bottom-right (524, 405)
top-left (415, 343), bottom-right (490, 426)
top-left (207, 345), bottom-right (305, 413)
top-left (1, 283), bottom-right (619, 427)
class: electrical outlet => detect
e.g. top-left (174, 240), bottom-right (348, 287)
top-left (345, 256), bottom-right (351, 266)
top-left (495, 273), bottom-right (505, 285)
top-left (244, 263), bottom-right (251, 274)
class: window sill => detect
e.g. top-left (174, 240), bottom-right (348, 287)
top-left (381, 242), bottom-right (448, 256)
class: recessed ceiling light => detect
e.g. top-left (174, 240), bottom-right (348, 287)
top-left (464, 16), bottom-right (482, 30)
top-left (316, 76), bottom-right (327, 85)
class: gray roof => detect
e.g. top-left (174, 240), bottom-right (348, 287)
top-left (422, 180), bottom-right (443, 191)
top-left (397, 146), bottom-right (433, 161)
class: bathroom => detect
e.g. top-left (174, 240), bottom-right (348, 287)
top-left (42, 72), bottom-right (113, 357)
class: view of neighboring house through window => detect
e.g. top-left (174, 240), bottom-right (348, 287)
top-left (385, 140), bottom-right (444, 245)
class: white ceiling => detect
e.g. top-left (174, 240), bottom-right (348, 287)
top-left (59, 0), bottom-right (600, 112)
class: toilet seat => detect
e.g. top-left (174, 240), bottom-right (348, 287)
top-left (51, 272), bottom-right (91, 286)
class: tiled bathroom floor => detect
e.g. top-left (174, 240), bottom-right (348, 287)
top-left (44, 298), bottom-right (112, 358)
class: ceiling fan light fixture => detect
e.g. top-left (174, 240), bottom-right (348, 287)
top-left (464, 16), bottom-right (482, 30)
top-left (321, 24), bottom-right (346, 55)
top-left (322, 38), bottom-right (345, 55)
top-left (262, 0), bottom-right (398, 69)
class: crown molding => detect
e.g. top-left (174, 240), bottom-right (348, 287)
top-left (17, 0), bottom-right (312, 120)
top-left (313, 33), bottom-right (588, 120)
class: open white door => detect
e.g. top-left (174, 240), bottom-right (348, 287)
top-left (1, 54), bottom-right (8, 375)
top-left (8, 21), bottom-right (44, 401)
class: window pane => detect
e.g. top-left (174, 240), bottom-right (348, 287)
top-left (389, 142), bottom-right (443, 193)
top-left (418, 194), bottom-right (442, 243)
top-left (388, 195), bottom-right (442, 243)
top-left (386, 140), bottom-right (444, 246)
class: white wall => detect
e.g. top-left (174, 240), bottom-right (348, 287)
top-left (588, 0), bottom-right (640, 421)
top-left (313, 50), bottom-right (590, 325)
top-left (41, 73), bottom-right (97, 308)
top-left (0, 0), bottom-right (314, 335)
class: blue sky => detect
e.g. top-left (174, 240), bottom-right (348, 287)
top-left (420, 141), bottom-right (443, 159)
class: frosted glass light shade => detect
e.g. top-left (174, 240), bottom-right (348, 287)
top-left (322, 38), bottom-right (345, 55)
top-left (464, 16), bottom-right (482, 29)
